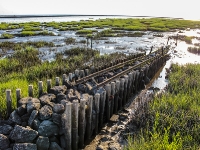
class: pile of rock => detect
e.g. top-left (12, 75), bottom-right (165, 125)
top-left (0, 85), bottom-right (81, 150)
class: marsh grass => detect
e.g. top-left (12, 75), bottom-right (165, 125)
top-left (126, 63), bottom-right (200, 149)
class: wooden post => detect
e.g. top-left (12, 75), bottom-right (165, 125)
top-left (119, 78), bottom-right (125, 110)
top-left (6, 89), bottom-right (12, 118)
top-left (62, 102), bottom-right (72, 150)
top-left (91, 37), bottom-right (93, 49)
top-left (16, 89), bottom-right (21, 108)
top-left (110, 82), bottom-right (115, 116)
top-left (94, 93), bottom-right (100, 134)
top-left (69, 73), bottom-right (73, 82)
top-left (85, 69), bottom-right (89, 76)
top-left (62, 74), bottom-right (67, 85)
top-left (80, 70), bottom-right (85, 78)
top-left (104, 84), bottom-right (111, 121)
top-left (127, 72), bottom-right (133, 99)
top-left (99, 90), bottom-right (106, 128)
top-left (47, 79), bottom-right (51, 93)
top-left (114, 80), bottom-right (120, 113)
top-left (85, 95), bottom-right (93, 140)
top-left (72, 100), bottom-right (79, 150)
top-left (79, 99), bottom-right (86, 149)
top-left (123, 75), bottom-right (129, 104)
top-left (38, 81), bottom-right (43, 97)
top-left (75, 69), bottom-right (79, 80)
top-left (55, 77), bottom-right (60, 86)
top-left (28, 85), bottom-right (33, 97)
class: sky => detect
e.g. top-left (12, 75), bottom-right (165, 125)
top-left (0, 0), bottom-right (199, 20)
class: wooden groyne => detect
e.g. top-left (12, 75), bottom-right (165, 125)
top-left (0, 47), bottom-right (170, 150)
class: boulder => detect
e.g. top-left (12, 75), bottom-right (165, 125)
top-left (28, 110), bottom-right (38, 127)
top-left (21, 113), bottom-right (30, 122)
top-left (0, 124), bottom-right (13, 135)
top-left (52, 113), bottom-right (61, 125)
top-left (36, 136), bottom-right (49, 150)
top-left (49, 142), bottom-right (62, 150)
top-left (39, 94), bottom-right (56, 106)
top-left (32, 118), bottom-right (40, 131)
top-left (56, 93), bottom-right (66, 103)
top-left (49, 85), bottom-right (67, 95)
top-left (39, 105), bottom-right (53, 120)
top-left (60, 135), bottom-right (66, 149)
top-left (78, 84), bottom-right (86, 93)
top-left (18, 97), bottom-right (31, 107)
top-left (0, 134), bottom-right (10, 149)
top-left (13, 143), bottom-right (37, 150)
top-left (16, 104), bottom-right (27, 116)
top-left (38, 120), bottom-right (59, 137)
top-left (27, 98), bottom-right (41, 114)
top-left (9, 125), bottom-right (38, 143)
top-left (9, 110), bottom-right (21, 125)
top-left (53, 104), bottom-right (65, 114)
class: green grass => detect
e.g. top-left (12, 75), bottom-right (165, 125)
top-left (0, 33), bottom-right (14, 39)
top-left (126, 63), bottom-right (200, 149)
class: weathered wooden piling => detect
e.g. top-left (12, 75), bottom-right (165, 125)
top-left (62, 102), bottom-right (72, 150)
top-left (94, 93), bottom-right (100, 134)
top-left (123, 75), bottom-right (129, 104)
top-left (114, 80), bottom-right (120, 113)
top-left (47, 79), bottom-right (51, 93)
top-left (127, 72), bottom-right (133, 99)
top-left (110, 82), bottom-right (115, 116)
top-left (80, 70), bottom-right (85, 78)
top-left (79, 99), bottom-right (86, 149)
top-left (119, 78), bottom-right (125, 110)
top-left (75, 69), bottom-right (79, 80)
top-left (99, 90), bottom-right (106, 128)
top-left (16, 89), bottom-right (21, 108)
top-left (68, 73), bottom-right (73, 82)
top-left (6, 89), bottom-right (12, 117)
top-left (104, 84), bottom-right (111, 121)
top-left (85, 95), bottom-right (93, 140)
top-left (28, 85), bottom-right (33, 97)
top-left (55, 77), bottom-right (60, 86)
top-left (72, 100), bottom-right (79, 150)
top-left (38, 81), bottom-right (43, 97)
top-left (62, 74), bottom-right (67, 85)
top-left (85, 69), bottom-right (89, 76)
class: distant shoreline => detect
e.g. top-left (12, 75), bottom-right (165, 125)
top-left (0, 14), bottom-right (183, 20)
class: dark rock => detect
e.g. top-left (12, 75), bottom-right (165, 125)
top-left (60, 100), bottom-right (69, 108)
top-left (9, 125), bottom-right (38, 143)
top-left (98, 76), bottom-right (104, 83)
top-left (49, 85), bottom-right (67, 95)
top-left (60, 135), bottom-right (66, 149)
top-left (63, 80), bottom-right (73, 89)
top-left (49, 142), bottom-right (62, 150)
top-left (38, 120), bottom-right (59, 137)
top-left (0, 124), bottom-right (13, 135)
top-left (28, 110), bottom-right (38, 127)
top-left (52, 113), bottom-right (61, 125)
top-left (13, 143), bottom-right (37, 150)
top-left (32, 118), bottom-right (40, 131)
top-left (16, 104), bottom-right (27, 116)
top-left (56, 93), bottom-right (66, 103)
top-left (39, 94), bottom-right (56, 106)
top-left (21, 113), bottom-right (30, 122)
top-left (67, 92), bottom-right (77, 102)
top-left (39, 105), bottom-right (53, 120)
top-left (27, 98), bottom-right (41, 114)
top-left (78, 84), bottom-right (86, 93)
top-left (0, 134), bottom-right (10, 149)
top-left (53, 104), bottom-right (65, 114)
top-left (21, 122), bottom-right (27, 127)
top-left (9, 110), bottom-right (21, 125)
top-left (36, 136), bottom-right (49, 150)
top-left (49, 136), bottom-right (59, 144)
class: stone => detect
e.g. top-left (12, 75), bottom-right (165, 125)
top-left (27, 98), bottom-right (41, 114)
top-left (0, 124), bottom-right (13, 135)
top-left (0, 134), bottom-right (10, 149)
top-left (39, 105), bottom-right (53, 120)
top-left (13, 143), bottom-right (37, 150)
top-left (28, 110), bottom-right (38, 127)
top-left (49, 136), bottom-right (59, 144)
top-left (67, 92), bottom-right (77, 102)
top-left (63, 80), bottom-right (73, 89)
top-left (52, 113), bottom-right (61, 125)
top-left (53, 104), bottom-right (65, 114)
top-left (49, 142), bottom-right (62, 150)
top-left (56, 92), bottom-right (66, 103)
top-left (21, 113), bottom-right (30, 122)
top-left (60, 100), bottom-right (69, 108)
top-left (60, 135), bottom-right (66, 149)
top-left (16, 104), bottom-right (27, 116)
top-left (32, 118), bottom-right (40, 131)
top-left (9, 125), bottom-right (38, 143)
top-left (49, 85), bottom-right (67, 95)
top-left (36, 136), bottom-right (50, 150)
top-left (39, 94), bottom-right (56, 106)
top-left (18, 97), bottom-right (31, 107)
top-left (38, 120), bottom-right (59, 137)
top-left (9, 110), bottom-right (21, 125)
top-left (78, 84), bottom-right (86, 93)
